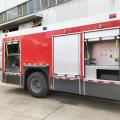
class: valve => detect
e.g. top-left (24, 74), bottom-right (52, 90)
top-left (89, 58), bottom-right (96, 65)
top-left (115, 58), bottom-right (120, 62)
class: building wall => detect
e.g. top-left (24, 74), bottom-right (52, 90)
top-left (0, 0), bottom-right (28, 13)
top-left (40, 0), bottom-right (88, 25)
top-left (0, 0), bottom-right (120, 24)
top-left (36, 0), bottom-right (120, 25)
top-left (17, 0), bottom-right (120, 29)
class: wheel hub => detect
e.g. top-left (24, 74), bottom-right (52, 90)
top-left (31, 78), bottom-right (42, 93)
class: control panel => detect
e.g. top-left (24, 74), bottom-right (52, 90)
top-left (92, 40), bottom-right (119, 65)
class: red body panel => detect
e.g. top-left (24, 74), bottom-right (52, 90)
top-left (2, 20), bottom-right (120, 78)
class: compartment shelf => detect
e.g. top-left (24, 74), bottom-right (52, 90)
top-left (8, 53), bottom-right (20, 56)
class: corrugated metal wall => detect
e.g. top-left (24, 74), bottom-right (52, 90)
top-left (38, 0), bottom-right (120, 25)
top-left (40, 0), bottom-right (88, 25)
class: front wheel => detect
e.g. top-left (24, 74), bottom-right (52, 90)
top-left (27, 72), bottom-right (48, 98)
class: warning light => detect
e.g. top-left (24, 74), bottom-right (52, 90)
top-left (109, 13), bottom-right (117, 19)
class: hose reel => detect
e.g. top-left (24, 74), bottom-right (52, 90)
top-left (85, 40), bottom-right (90, 61)
top-left (114, 37), bottom-right (120, 62)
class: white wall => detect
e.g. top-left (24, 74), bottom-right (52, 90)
top-left (39, 0), bottom-right (88, 25)
top-left (19, 22), bottom-right (33, 30)
top-left (35, 0), bottom-right (120, 25)
top-left (0, 31), bottom-right (3, 69)
top-left (0, 0), bottom-right (28, 12)
top-left (1, 0), bottom-right (120, 25)
top-left (88, 0), bottom-right (111, 16)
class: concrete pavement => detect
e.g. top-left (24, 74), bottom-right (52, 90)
top-left (0, 73), bottom-right (120, 120)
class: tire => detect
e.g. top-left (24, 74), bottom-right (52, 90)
top-left (27, 72), bottom-right (48, 98)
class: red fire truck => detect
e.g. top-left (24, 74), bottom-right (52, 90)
top-left (2, 12), bottom-right (120, 100)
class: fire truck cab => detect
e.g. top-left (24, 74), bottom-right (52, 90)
top-left (2, 12), bottom-right (120, 100)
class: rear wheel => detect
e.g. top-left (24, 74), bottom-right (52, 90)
top-left (27, 72), bottom-right (48, 98)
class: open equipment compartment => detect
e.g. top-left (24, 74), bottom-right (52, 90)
top-left (5, 41), bottom-right (20, 73)
top-left (84, 28), bottom-right (120, 81)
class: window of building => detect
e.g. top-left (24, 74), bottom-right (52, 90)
top-left (48, 0), bottom-right (57, 7)
top-left (17, 5), bottom-right (23, 17)
top-left (34, 0), bottom-right (41, 11)
top-left (0, 13), bottom-right (4, 24)
top-left (41, 0), bottom-right (49, 9)
top-left (0, 0), bottom-right (71, 24)
top-left (28, 0), bottom-right (35, 14)
top-left (7, 7), bottom-right (18, 21)
top-left (57, 0), bottom-right (65, 5)
top-left (22, 3), bottom-right (28, 16)
top-left (3, 12), bottom-right (7, 22)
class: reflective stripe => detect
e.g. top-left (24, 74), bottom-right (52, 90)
top-left (98, 80), bottom-right (104, 84)
top-left (109, 81), bottom-right (116, 85)
top-left (54, 77), bottom-right (79, 81)
top-left (84, 79), bottom-right (120, 85)
top-left (87, 80), bottom-right (94, 84)
top-left (24, 63), bottom-right (49, 66)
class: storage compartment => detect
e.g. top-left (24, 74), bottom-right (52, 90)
top-left (53, 33), bottom-right (80, 76)
top-left (84, 40), bottom-right (119, 66)
top-left (84, 29), bottom-right (120, 81)
top-left (5, 42), bottom-right (20, 73)
top-left (97, 69), bottom-right (119, 81)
